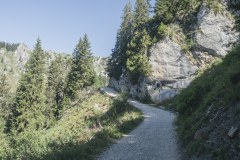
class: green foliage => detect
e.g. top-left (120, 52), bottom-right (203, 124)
top-left (46, 55), bottom-right (71, 118)
top-left (3, 92), bottom-right (142, 160)
top-left (0, 118), bottom-right (12, 159)
top-left (125, 0), bottom-right (151, 83)
top-left (157, 22), bottom-right (168, 38)
top-left (207, 0), bottom-right (223, 15)
top-left (171, 44), bottom-right (240, 156)
top-left (126, 29), bottom-right (152, 83)
top-left (154, 0), bottom-right (200, 24)
top-left (154, 0), bottom-right (222, 31)
top-left (0, 42), bottom-right (20, 52)
top-left (154, 0), bottom-right (175, 23)
top-left (108, 0), bottom-right (152, 83)
top-left (0, 74), bottom-right (10, 112)
top-left (133, 0), bottom-right (150, 27)
top-left (14, 38), bottom-right (50, 132)
top-left (108, 2), bottom-right (133, 80)
top-left (66, 34), bottom-right (95, 99)
top-left (93, 73), bottom-right (108, 89)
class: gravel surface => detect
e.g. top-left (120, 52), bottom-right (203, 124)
top-left (98, 87), bottom-right (183, 160)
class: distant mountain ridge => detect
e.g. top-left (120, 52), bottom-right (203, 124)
top-left (0, 42), bottom-right (108, 92)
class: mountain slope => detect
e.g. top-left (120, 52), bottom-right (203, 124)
top-left (0, 42), bottom-right (109, 92)
top-left (169, 44), bottom-right (240, 160)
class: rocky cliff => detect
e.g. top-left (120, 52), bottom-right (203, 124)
top-left (0, 43), bottom-right (31, 91)
top-left (110, 2), bottom-right (239, 102)
top-left (93, 56), bottom-right (109, 77)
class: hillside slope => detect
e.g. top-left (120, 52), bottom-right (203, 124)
top-left (168, 44), bottom-right (240, 159)
top-left (0, 42), bottom-right (108, 91)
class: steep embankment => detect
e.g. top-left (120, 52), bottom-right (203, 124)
top-left (168, 44), bottom-right (240, 160)
top-left (99, 87), bottom-right (182, 160)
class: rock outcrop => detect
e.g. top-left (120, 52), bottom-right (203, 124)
top-left (109, 3), bottom-right (239, 103)
top-left (195, 4), bottom-right (238, 57)
top-left (93, 56), bottom-right (109, 77)
top-left (14, 43), bottom-right (31, 72)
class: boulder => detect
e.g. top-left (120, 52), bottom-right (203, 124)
top-left (159, 89), bottom-right (179, 102)
top-left (228, 126), bottom-right (238, 138)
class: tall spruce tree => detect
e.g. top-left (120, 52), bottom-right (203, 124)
top-left (108, 2), bottom-right (133, 79)
top-left (133, 0), bottom-right (150, 27)
top-left (0, 74), bottom-right (11, 120)
top-left (66, 34), bottom-right (95, 99)
top-left (125, 0), bottom-right (152, 83)
top-left (14, 38), bottom-right (50, 131)
top-left (126, 29), bottom-right (151, 83)
top-left (46, 55), bottom-right (70, 117)
top-left (154, 0), bottom-right (175, 23)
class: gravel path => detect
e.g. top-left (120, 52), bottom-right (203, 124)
top-left (98, 87), bottom-right (183, 160)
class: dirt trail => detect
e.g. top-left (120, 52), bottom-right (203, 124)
top-left (98, 87), bottom-right (183, 160)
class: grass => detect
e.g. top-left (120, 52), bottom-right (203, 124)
top-left (3, 92), bottom-right (143, 160)
top-left (167, 44), bottom-right (240, 157)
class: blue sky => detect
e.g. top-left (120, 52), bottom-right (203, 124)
top-left (0, 0), bottom-right (155, 57)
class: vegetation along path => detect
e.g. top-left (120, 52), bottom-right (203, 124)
top-left (98, 87), bottom-right (182, 160)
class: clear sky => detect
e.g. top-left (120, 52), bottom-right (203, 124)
top-left (0, 0), bottom-right (155, 57)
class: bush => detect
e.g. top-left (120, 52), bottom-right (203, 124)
top-left (0, 92), bottom-right (143, 160)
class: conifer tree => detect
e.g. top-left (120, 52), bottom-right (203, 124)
top-left (0, 74), bottom-right (11, 119)
top-left (154, 0), bottom-right (174, 23)
top-left (46, 55), bottom-right (70, 117)
top-left (14, 38), bottom-right (49, 131)
top-left (133, 0), bottom-right (150, 27)
top-left (66, 34), bottom-right (95, 99)
top-left (125, 0), bottom-right (152, 83)
top-left (108, 2), bottom-right (133, 79)
top-left (126, 29), bottom-right (151, 83)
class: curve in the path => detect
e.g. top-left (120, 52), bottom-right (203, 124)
top-left (98, 87), bottom-right (183, 160)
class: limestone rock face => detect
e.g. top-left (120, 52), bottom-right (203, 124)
top-left (109, 4), bottom-right (239, 103)
top-left (93, 56), bottom-right (109, 77)
top-left (195, 5), bottom-right (238, 56)
top-left (14, 43), bottom-right (31, 72)
top-left (110, 38), bottom-right (199, 102)
top-left (149, 38), bottom-right (198, 88)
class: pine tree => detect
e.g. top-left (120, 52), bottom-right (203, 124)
top-left (46, 55), bottom-right (70, 117)
top-left (108, 2), bottom-right (133, 79)
top-left (125, 0), bottom-right (151, 83)
top-left (154, 0), bottom-right (174, 23)
top-left (126, 29), bottom-right (152, 83)
top-left (133, 0), bottom-right (150, 27)
top-left (0, 74), bottom-right (11, 119)
top-left (66, 34), bottom-right (95, 99)
top-left (14, 38), bottom-right (49, 131)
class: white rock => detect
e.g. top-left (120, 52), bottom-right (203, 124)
top-left (195, 5), bottom-right (238, 56)
top-left (149, 38), bottom-right (198, 88)
top-left (228, 126), bottom-right (238, 138)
